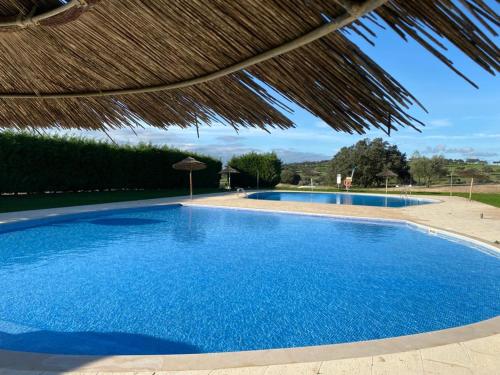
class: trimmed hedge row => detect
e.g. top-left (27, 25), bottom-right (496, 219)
top-left (0, 132), bottom-right (221, 194)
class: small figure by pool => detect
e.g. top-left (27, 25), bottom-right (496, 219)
top-left (248, 191), bottom-right (434, 208)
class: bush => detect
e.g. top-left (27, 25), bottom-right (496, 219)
top-left (0, 132), bottom-right (221, 194)
top-left (281, 169), bottom-right (301, 185)
top-left (229, 152), bottom-right (282, 188)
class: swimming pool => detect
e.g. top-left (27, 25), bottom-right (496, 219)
top-left (0, 205), bottom-right (498, 355)
top-left (248, 191), bottom-right (434, 207)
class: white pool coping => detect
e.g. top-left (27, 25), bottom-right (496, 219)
top-left (0, 193), bottom-right (498, 373)
top-left (247, 190), bottom-right (441, 204)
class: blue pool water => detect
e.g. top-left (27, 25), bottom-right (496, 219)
top-left (0, 205), bottom-right (498, 355)
top-left (248, 191), bottom-right (434, 207)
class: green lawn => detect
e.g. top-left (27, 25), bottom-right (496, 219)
top-left (453, 193), bottom-right (500, 208)
top-left (276, 186), bottom-right (500, 208)
top-left (1, 187), bottom-right (498, 214)
top-left (0, 188), bottom-right (222, 214)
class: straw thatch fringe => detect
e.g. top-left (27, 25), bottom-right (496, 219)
top-left (243, 33), bottom-right (425, 134)
top-left (372, 1), bottom-right (499, 88)
top-left (0, 0), bottom-right (390, 98)
top-left (0, 0), bottom-right (498, 135)
top-left (0, 0), bottom-right (96, 31)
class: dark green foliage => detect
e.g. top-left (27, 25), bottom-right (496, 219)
top-left (0, 132), bottom-right (221, 194)
top-left (280, 169), bottom-right (301, 185)
top-left (328, 138), bottom-right (410, 187)
top-left (229, 152), bottom-right (282, 188)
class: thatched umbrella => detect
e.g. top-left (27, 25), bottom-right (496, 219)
top-left (172, 157), bottom-right (206, 199)
top-left (218, 166), bottom-right (239, 190)
top-left (0, 1), bottom-right (497, 135)
top-left (377, 169), bottom-right (398, 194)
top-left (458, 169), bottom-right (485, 201)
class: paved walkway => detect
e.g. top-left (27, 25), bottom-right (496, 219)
top-left (0, 192), bottom-right (498, 374)
top-left (0, 333), bottom-right (499, 374)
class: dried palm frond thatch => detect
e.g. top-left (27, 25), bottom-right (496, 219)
top-left (0, 0), bottom-right (498, 135)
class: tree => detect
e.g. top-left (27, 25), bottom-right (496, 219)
top-left (229, 152), bottom-right (282, 188)
top-left (281, 169), bottom-right (301, 185)
top-left (409, 153), bottom-right (447, 187)
top-left (328, 138), bottom-right (410, 187)
top-left (482, 165), bottom-right (494, 174)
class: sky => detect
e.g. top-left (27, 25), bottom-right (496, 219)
top-left (50, 10), bottom-right (499, 164)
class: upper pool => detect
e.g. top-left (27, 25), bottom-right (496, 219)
top-left (248, 191), bottom-right (434, 207)
top-left (0, 205), bottom-right (498, 355)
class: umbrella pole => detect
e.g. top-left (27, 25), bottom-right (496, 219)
top-left (190, 170), bottom-right (193, 200)
top-left (228, 172), bottom-right (231, 190)
top-left (385, 177), bottom-right (388, 194)
top-left (469, 177), bottom-right (473, 201)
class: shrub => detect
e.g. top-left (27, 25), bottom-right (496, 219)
top-left (281, 169), bottom-right (301, 185)
top-left (229, 152), bottom-right (282, 188)
top-left (0, 132), bottom-right (221, 194)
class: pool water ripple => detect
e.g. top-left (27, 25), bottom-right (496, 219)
top-left (248, 191), bottom-right (434, 207)
top-left (0, 205), bottom-right (498, 355)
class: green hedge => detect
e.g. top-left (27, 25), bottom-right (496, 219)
top-left (229, 152), bottom-right (282, 188)
top-left (0, 132), bottom-right (221, 194)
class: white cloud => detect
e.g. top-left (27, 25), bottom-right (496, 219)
top-left (183, 144), bottom-right (256, 162)
top-left (44, 126), bottom-right (191, 145)
top-left (216, 135), bottom-right (244, 144)
top-left (422, 144), bottom-right (498, 158)
top-left (471, 151), bottom-right (499, 158)
top-left (396, 133), bottom-right (500, 140)
top-left (428, 118), bottom-right (452, 128)
top-left (272, 148), bottom-right (331, 163)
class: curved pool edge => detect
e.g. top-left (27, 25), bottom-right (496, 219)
top-left (184, 203), bottom-right (500, 255)
top-left (0, 317), bottom-right (498, 372)
top-left (0, 195), bottom-right (498, 372)
top-left (248, 190), bottom-right (443, 206)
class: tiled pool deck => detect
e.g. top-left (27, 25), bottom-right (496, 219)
top-left (0, 191), bottom-right (498, 374)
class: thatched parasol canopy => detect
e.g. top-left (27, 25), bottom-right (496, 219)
top-left (218, 166), bottom-right (240, 175)
top-left (377, 169), bottom-right (398, 194)
top-left (376, 169), bottom-right (398, 178)
top-left (457, 168), bottom-right (486, 200)
top-left (0, 1), bottom-right (498, 135)
top-left (173, 157), bottom-right (207, 172)
top-left (218, 165), bottom-right (239, 189)
top-left (457, 168), bottom-right (485, 179)
top-left (172, 157), bottom-right (207, 199)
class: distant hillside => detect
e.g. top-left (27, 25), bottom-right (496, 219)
top-left (284, 159), bottom-right (500, 186)
top-left (445, 162), bottom-right (500, 185)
